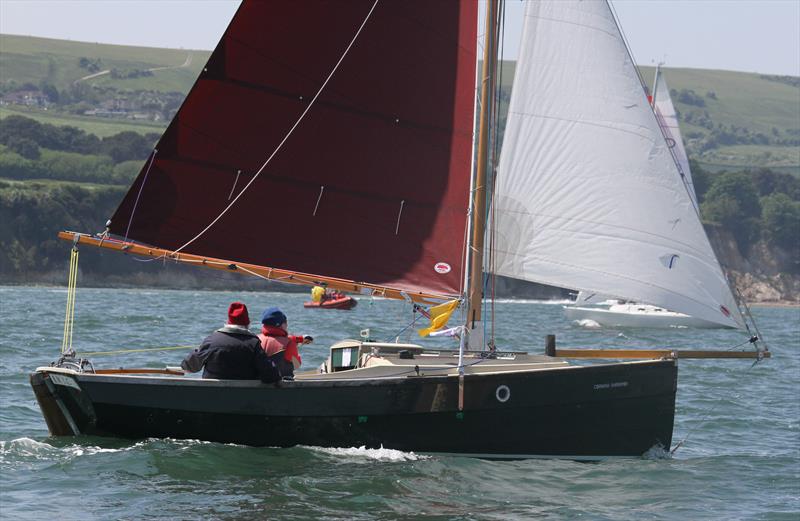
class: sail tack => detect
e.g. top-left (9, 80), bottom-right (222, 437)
top-left (109, 0), bottom-right (478, 298)
top-left (491, 0), bottom-right (744, 328)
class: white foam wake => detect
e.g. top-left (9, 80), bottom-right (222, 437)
top-left (575, 319), bottom-right (602, 328)
top-left (0, 437), bottom-right (126, 462)
top-left (307, 445), bottom-right (425, 462)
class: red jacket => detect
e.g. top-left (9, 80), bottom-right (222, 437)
top-left (258, 325), bottom-right (304, 369)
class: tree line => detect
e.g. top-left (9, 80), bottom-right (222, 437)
top-left (691, 160), bottom-right (799, 264)
top-left (0, 115), bottom-right (158, 184)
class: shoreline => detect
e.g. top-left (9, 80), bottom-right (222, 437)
top-left (748, 301), bottom-right (800, 308)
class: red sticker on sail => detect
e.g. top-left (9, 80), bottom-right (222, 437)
top-left (434, 262), bottom-right (452, 274)
top-left (720, 305), bottom-right (731, 317)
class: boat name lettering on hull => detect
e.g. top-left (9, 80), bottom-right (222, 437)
top-left (49, 373), bottom-right (80, 390)
top-left (593, 381), bottom-right (628, 390)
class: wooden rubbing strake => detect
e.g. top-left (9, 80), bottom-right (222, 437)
top-left (553, 348), bottom-right (770, 360)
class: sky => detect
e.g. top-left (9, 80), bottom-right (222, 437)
top-left (1, 0), bottom-right (798, 76)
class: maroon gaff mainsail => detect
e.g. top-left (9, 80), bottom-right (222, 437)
top-left (109, 0), bottom-right (478, 298)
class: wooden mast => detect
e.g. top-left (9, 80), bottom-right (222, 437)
top-left (467, 0), bottom-right (500, 326)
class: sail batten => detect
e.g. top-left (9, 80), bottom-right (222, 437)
top-left (491, 0), bottom-right (745, 329)
top-left (109, 0), bottom-right (478, 298)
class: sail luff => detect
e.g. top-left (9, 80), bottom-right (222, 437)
top-left (490, 0), bottom-right (745, 329)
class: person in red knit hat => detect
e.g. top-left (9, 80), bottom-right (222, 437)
top-left (181, 302), bottom-right (281, 382)
top-left (258, 307), bottom-right (313, 379)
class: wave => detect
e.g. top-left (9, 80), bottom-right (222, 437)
top-left (0, 437), bottom-right (127, 464)
top-left (642, 444), bottom-right (672, 460)
top-left (574, 319), bottom-right (602, 328)
top-left (306, 444), bottom-right (426, 462)
top-left (0, 436), bottom-right (207, 460)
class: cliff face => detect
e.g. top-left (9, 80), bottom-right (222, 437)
top-left (704, 224), bottom-right (799, 304)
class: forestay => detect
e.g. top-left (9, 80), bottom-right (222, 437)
top-left (490, 0), bottom-right (744, 329)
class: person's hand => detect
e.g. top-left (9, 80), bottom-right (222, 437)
top-left (303, 336), bottom-right (314, 344)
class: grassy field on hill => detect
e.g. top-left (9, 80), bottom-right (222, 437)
top-left (638, 66), bottom-right (800, 174)
top-left (0, 106), bottom-right (165, 137)
top-left (0, 34), bottom-right (208, 93)
top-left (639, 66), bottom-right (799, 134)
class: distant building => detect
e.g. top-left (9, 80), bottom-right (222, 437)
top-left (1, 89), bottom-right (49, 107)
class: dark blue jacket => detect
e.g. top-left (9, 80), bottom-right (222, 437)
top-left (181, 326), bottom-right (281, 383)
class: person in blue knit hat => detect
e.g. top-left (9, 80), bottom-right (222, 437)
top-left (181, 302), bottom-right (281, 382)
top-left (257, 307), bottom-right (312, 378)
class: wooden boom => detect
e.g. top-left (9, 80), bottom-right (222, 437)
top-left (58, 231), bottom-right (448, 304)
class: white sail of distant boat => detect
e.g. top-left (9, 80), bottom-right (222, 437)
top-left (490, 0), bottom-right (744, 329)
top-left (652, 64), bottom-right (698, 208)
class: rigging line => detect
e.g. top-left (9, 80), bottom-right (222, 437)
top-left (670, 355), bottom-right (764, 456)
top-left (395, 200), bottom-right (405, 235)
top-left (313, 186), bottom-right (325, 216)
top-left (68, 248), bottom-right (78, 352)
top-left (386, 311), bottom-right (419, 343)
top-left (458, 211), bottom-right (470, 304)
top-left (76, 345), bottom-right (194, 357)
top-left (124, 148), bottom-right (158, 241)
top-left (606, 0), bottom-right (648, 93)
top-left (170, 0), bottom-right (381, 256)
top-left (733, 284), bottom-right (767, 350)
top-left (228, 170), bottom-right (242, 201)
top-left (607, 0), bottom-right (700, 217)
top-left (489, 0), bottom-right (506, 344)
top-left (235, 264), bottom-right (294, 283)
top-left (61, 246), bottom-right (79, 354)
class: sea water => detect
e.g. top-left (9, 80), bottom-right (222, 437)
top-left (1, 286), bottom-right (798, 520)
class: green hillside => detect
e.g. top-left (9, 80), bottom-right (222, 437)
top-left (638, 66), bottom-right (800, 174)
top-left (0, 106), bottom-right (165, 137)
top-left (0, 34), bottom-right (208, 93)
top-left (1, 35), bottom-right (798, 173)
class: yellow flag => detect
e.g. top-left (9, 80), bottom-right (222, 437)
top-left (418, 299), bottom-right (459, 337)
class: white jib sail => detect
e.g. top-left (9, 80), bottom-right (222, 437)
top-left (653, 69), bottom-right (698, 208)
top-left (490, 0), bottom-right (744, 329)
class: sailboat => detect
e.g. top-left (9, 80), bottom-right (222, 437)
top-left (560, 63), bottom-right (721, 328)
top-left (564, 291), bottom-right (734, 329)
top-left (29, 0), bottom-right (765, 459)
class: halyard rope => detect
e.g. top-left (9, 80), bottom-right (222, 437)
top-left (124, 148), bottom-right (157, 241)
top-left (170, 0), bottom-right (380, 256)
top-left (61, 245), bottom-right (79, 354)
